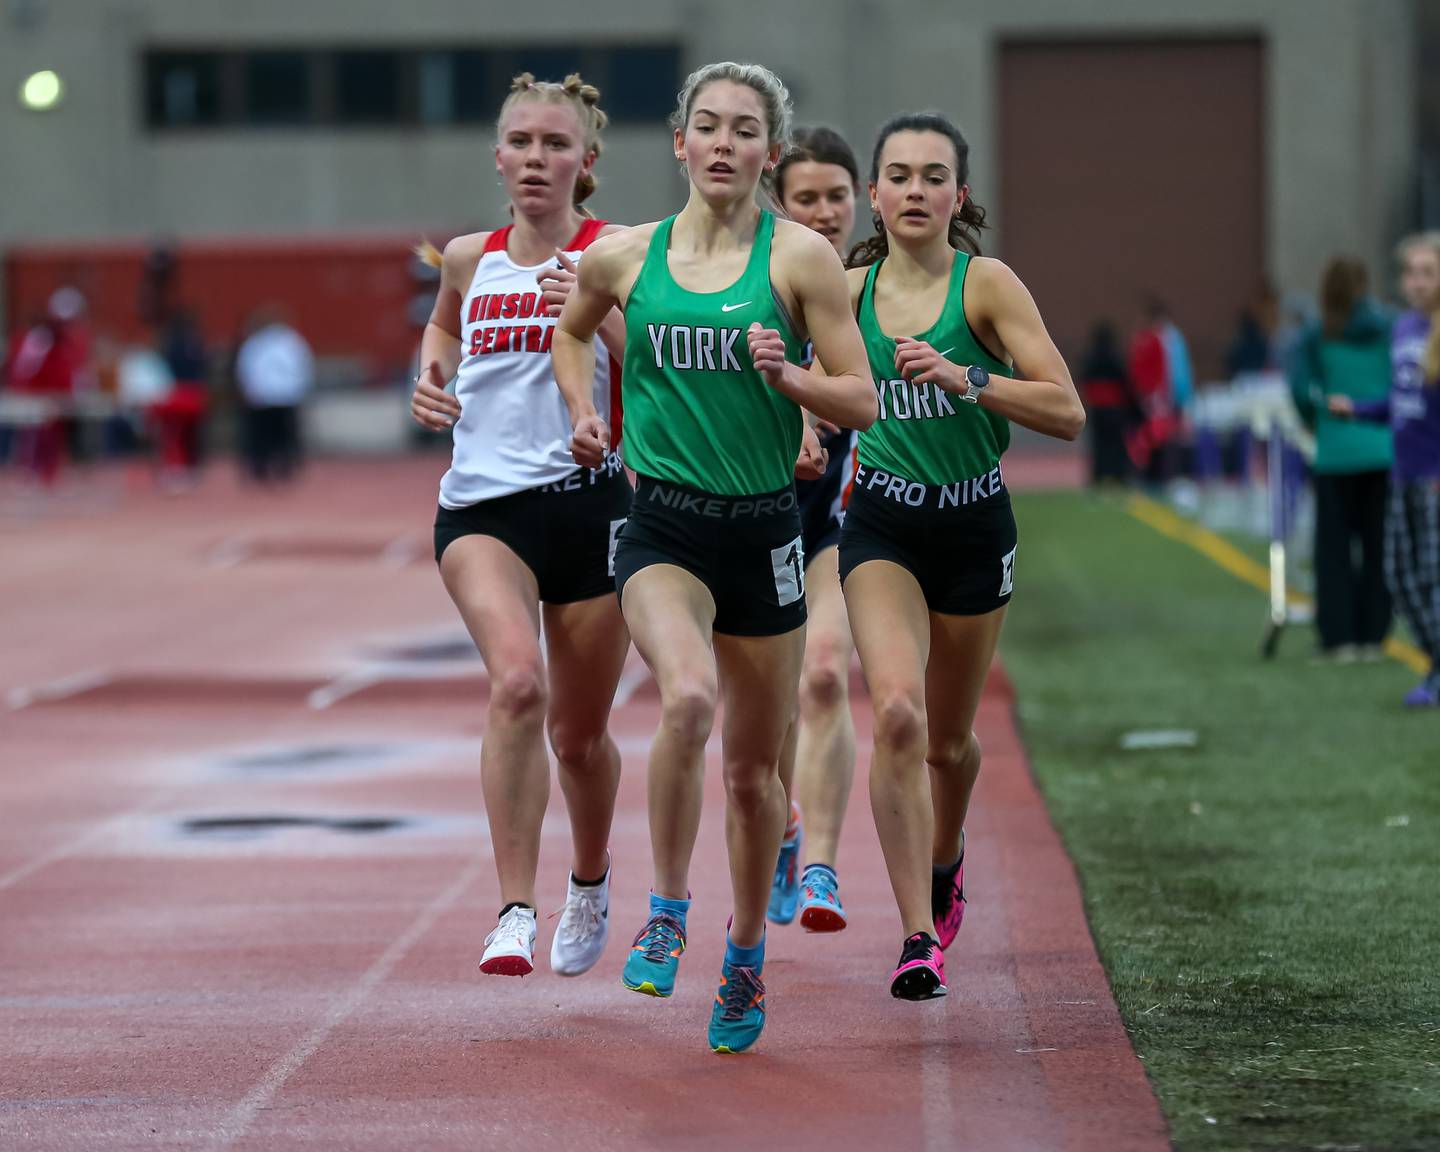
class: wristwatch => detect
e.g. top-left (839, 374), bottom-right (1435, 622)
top-left (960, 364), bottom-right (989, 404)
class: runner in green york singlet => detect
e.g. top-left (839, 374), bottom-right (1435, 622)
top-left (856, 250), bottom-right (1012, 486)
top-left (622, 209), bottom-right (804, 496)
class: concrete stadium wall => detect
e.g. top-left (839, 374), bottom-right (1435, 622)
top-left (0, 0), bottom-right (1418, 326)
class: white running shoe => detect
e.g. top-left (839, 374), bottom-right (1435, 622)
top-left (550, 868), bottom-right (610, 977)
top-left (479, 905), bottom-right (538, 976)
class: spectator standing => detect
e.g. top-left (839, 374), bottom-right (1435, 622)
top-left (1126, 297), bottom-right (1176, 485)
top-left (1077, 321), bottom-right (1134, 485)
top-left (1225, 308), bottom-right (1272, 377)
top-left (235, 310), bottom-right (314, 484)
top-left (1156, 300), bottom-right (1194, 418)
top-left (1289, 257), bottom-right (1393, 660)
top-left (1329, 233), bottom-right (1440, 705)
top-left (3, 289), bottom-right (91, 485)
top-left (150, 310), bottom-right (210, 486)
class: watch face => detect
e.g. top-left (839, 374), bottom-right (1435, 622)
top-left (967, 365), bottom-right (988, 390)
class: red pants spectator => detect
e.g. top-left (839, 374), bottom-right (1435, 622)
top-left (148, 382), bottom-right (208, 473)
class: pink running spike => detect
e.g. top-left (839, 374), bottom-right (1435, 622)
top-left (935, 861), bottom-right (966, 951)
top-left (890, 933), bottom-right (947, 1001)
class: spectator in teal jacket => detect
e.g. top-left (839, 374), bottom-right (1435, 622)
top-left (1289, 256), bottom-right (1394, 659)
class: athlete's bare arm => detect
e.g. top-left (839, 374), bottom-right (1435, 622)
top-left (792, 262), bottom-right (860, 474)
top-left (806, 265), bottom-right (873, 416)
top-left (750, 223), bottom-right (876, 431)
top-left (537, 221), bottom-right (630, 358)
top-left (593, 222), bottom-right (632, 357)
top-left (412, 232), bottom-right (487, 431)
top-left (552, 225), bottom-right (654, 464)
top-left (962, 258), bottom-right (1085, 441)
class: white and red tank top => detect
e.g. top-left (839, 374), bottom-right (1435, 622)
top-left (439, 217), bottom-right (620, 508)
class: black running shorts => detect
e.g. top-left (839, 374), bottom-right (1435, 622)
top-left (434, 458), bottom-right (632, 605)
top-left (839, 462), bottom-right (1016, 616)
top-left (615, 475), bottom-right (808, 637)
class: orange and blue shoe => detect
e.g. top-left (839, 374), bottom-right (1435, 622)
top-left (932, 846), bottom-right (966, 951)
top-left (621, 910), bottom-right (687, 997)
top-left (798, 863), bottom-right (847, 932)
top-left (708, 962), bottom-right (767, 1053)
top-left (890, 931), bottom-right (947, 1001)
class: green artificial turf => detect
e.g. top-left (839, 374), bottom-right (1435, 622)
top-left (1000, 491), bottom-right (1440, 1152)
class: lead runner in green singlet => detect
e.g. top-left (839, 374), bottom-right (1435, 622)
top-left (838, 112), bottom-right (1085, 1004)
top-left (619, 208), bottom-right (804, 495)
top-left (550, 62), bottom-right (874, 1056)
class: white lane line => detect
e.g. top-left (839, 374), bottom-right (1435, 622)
top-left (0, 787), bottom-right (178, 894)
top-left (7, 668), bottom-right (113, 711)
top-left (306, 670), bottom-right (385, 711)
top-left (379, 537), bottom-right (421, 569)
top-left (922, 1002), bottom-right (955, 1151)
top-left (207, 538), bottom-right (252, 569)
top-left (307, 660), bottom-right (490, 710)
top-left (612, 663), bottom-right (652, 709)
top-left (207, 853), bottom-right (485, 1150)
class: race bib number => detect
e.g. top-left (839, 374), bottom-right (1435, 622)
top-left (1000, 546), bottom-right (1016, 597)
top-left (771, 536), bottom-right (805, 606)
top-left (608, 519), bottom-right (626, 578)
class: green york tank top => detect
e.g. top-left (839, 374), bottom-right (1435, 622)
top-left (856, 251), bottom-right (1011, 486)
top-left (621, 210), bottom-right (804, 496)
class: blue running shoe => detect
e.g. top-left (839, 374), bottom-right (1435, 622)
top-left (768, 814), bottom-right (802, 925)
top-left (708, 962), bottom-right (766, 1053)
top-left (621, 911), bottom-right (686, 997)
top-left (798, 864), bottom-right (847, 933)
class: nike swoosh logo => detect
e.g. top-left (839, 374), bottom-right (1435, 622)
top-left (721, 301), bottom-right (752, 313)
top-left (937, 347), bottom-right (956, 358)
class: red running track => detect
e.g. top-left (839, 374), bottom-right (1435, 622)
top-left (0, 456), bottom-right (1165, 1151)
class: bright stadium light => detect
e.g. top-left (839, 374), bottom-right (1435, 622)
top-left (19, 69), bottom-right (64, 111)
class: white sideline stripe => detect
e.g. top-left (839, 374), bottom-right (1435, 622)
top-left (6, 668), bottom-right (112, 711)
top-left (307, 661), bottom-right (490, 709)
top-left (207, 537), bottom-right (252, 569)
top-left (306, 671), bottom-right (384, 711)
top-left (379, 537), bottom-right (421, 569)
top-left (612, 664), bottom-right (652, 709)
top-left (207, 854), bottom-right (485, 1150)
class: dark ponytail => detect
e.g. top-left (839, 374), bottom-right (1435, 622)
top-left (846, 112), bottom-right (988, 268)
top-left (953, 198), bottom-right (988, 256)
top-left (1318, 256), bottom-right (1367, 340)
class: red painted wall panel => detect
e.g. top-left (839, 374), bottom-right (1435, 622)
top-left (5, 235), bottom-right (433, 381)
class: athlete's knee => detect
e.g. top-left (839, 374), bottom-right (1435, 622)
top-left (658, 676), bottom-right (716, 747)
top-left (799, 648), bottom-right (849, 716)
top-left (548, 718), bottom-right (610, 772)
top-left (929, 731), bottom-right (981, 777)
top-left (490, 663), bottom-right (548, 725)
top-left (872, 688), bottom-right (926, 755)
top-left (723, 759), bottom-right (779, 813)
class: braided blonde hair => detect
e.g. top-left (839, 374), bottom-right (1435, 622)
top-left (416, 72), bottom-right (609, 268)
top-left (500, 71), bottom-right (609, 207)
